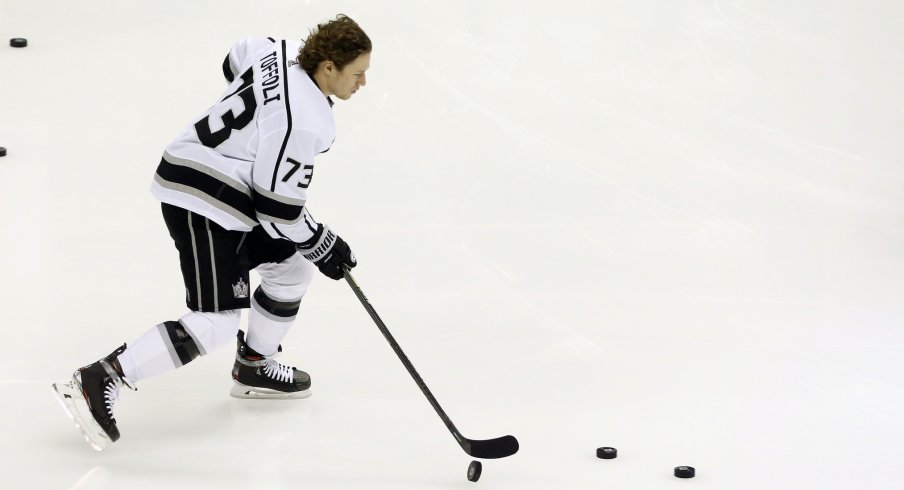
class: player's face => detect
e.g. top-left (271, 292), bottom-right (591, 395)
top-left (328, 52), bottom-right (370, 100)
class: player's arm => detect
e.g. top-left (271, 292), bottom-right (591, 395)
top-left (222, 37), bottom-right (279, 83)
top-left (253, 128), bottom-right (356, 279)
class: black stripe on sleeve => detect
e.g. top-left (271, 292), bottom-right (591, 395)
top-left (255, 192), bottom-right (304, 223)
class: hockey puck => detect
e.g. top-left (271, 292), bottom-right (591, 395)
top-left (10, 38), bottom-right (28, 48)
top-left (674, 466), bottom-right (695, 478)
top-left (467, 460), bottom-right (482, 482)
top-left (0, 147), bottom-right (6, 157)
top-left (596, 447), bottom-right (617, 459)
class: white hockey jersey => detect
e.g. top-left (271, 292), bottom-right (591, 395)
top-left (151, 37), bottom-right (335, 248)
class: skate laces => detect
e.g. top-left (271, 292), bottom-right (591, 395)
top-left (99, 360), bottom-right (136, 417)
top-left (103, 382), bottom-right (121, 417)
top-left (262, 358), bottom-right (293, 384)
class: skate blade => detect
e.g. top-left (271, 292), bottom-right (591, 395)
top-left (51, 381), bottom-right (111, 451)
top-left (230, 382), bottom-right (312, 400)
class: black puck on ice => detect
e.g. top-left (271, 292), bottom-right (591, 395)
top-left (596, 447), bottom-right (617, 459)
top-left (674, 466), bottom-right (695, 478)
top-left (10, 38), bottom-right (28, 48)
top-left (467, 460), bottom-right (482, 482)
top-left (0, 147), bottom-right (6, 157)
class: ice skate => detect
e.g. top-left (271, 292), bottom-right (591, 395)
top-left (231, 330), bottom-right (311, 399)
top-left (51, 344), bottom-right (136, 451)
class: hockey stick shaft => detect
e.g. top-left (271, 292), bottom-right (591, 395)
top-left (342, 269), bottom-right (467, 446)
top-left (343, 269), bottom-right (519, 459)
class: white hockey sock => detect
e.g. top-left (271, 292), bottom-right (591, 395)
top-left (248, 253), bottom-right (313, 356)
top-left (118, 326), bottom-right (172, 384)
top-left (118, 310), bottom-right (241, 384)
top-left (246, 286), bottom-right (299, 356)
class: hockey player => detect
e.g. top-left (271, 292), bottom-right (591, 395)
top-left (52, 14), bottom-right (371, 451)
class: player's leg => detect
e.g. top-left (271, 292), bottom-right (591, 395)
top-left (116, 310), bottom-right (241, 383)
top-left (247, 251), bottom-right (314, 355)
top-left (52, 203), bottom-right (250, 449)
top-left (231, 229), bottom-right (315, 398)
top-left (117, 204), bottom-right (253, 384)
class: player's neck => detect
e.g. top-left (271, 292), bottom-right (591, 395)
top-left (312, 71), bottom-right (332, 97)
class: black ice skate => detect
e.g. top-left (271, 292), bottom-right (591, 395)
top-left (231, 330), bottom-right (311, 399)
top-left (51, 344), bottom-right (136, 451)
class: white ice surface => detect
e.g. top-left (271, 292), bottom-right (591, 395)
top-left (1, 0), bottom-right (903, 488)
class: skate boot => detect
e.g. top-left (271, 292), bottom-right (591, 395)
top-left (231, 329), bottom-right (311, 399)
top-left (51, 344), bottom-right (136, 451)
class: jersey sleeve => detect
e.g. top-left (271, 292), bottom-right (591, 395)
top-left (222, 37), bottom-right (278, 83)
top-left (252, 127), bottom-right (327, 246)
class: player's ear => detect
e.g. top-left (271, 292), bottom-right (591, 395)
top-left (320, 60), bottom-right (335, 74)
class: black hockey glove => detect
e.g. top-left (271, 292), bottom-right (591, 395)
top-left (297, 226), bottom-right (357, 280)
top-left (314, 236), bottom-right (356, 280)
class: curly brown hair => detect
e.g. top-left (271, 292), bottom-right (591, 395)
top-left (297, 14), bottom-right (372, 77)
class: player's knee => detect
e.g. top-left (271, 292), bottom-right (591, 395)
top-left (178, 309), bottom-right (241, 354)
top-left (257, 252), bottom-right (315, 301)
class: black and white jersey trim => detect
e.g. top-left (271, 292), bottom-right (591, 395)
top-left (252, 182), bottom-right (306, 225)
top-left (154, 153), bottom-right (257, 228)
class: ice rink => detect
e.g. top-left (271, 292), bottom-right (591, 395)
top-left (2, 0), bottom-right (903, 488)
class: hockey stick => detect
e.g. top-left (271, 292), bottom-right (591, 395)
top-left (343, 267), bottom-right (519, 459)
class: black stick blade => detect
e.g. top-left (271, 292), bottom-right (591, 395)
top-left (465, 435), bottom-right (519, 459)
